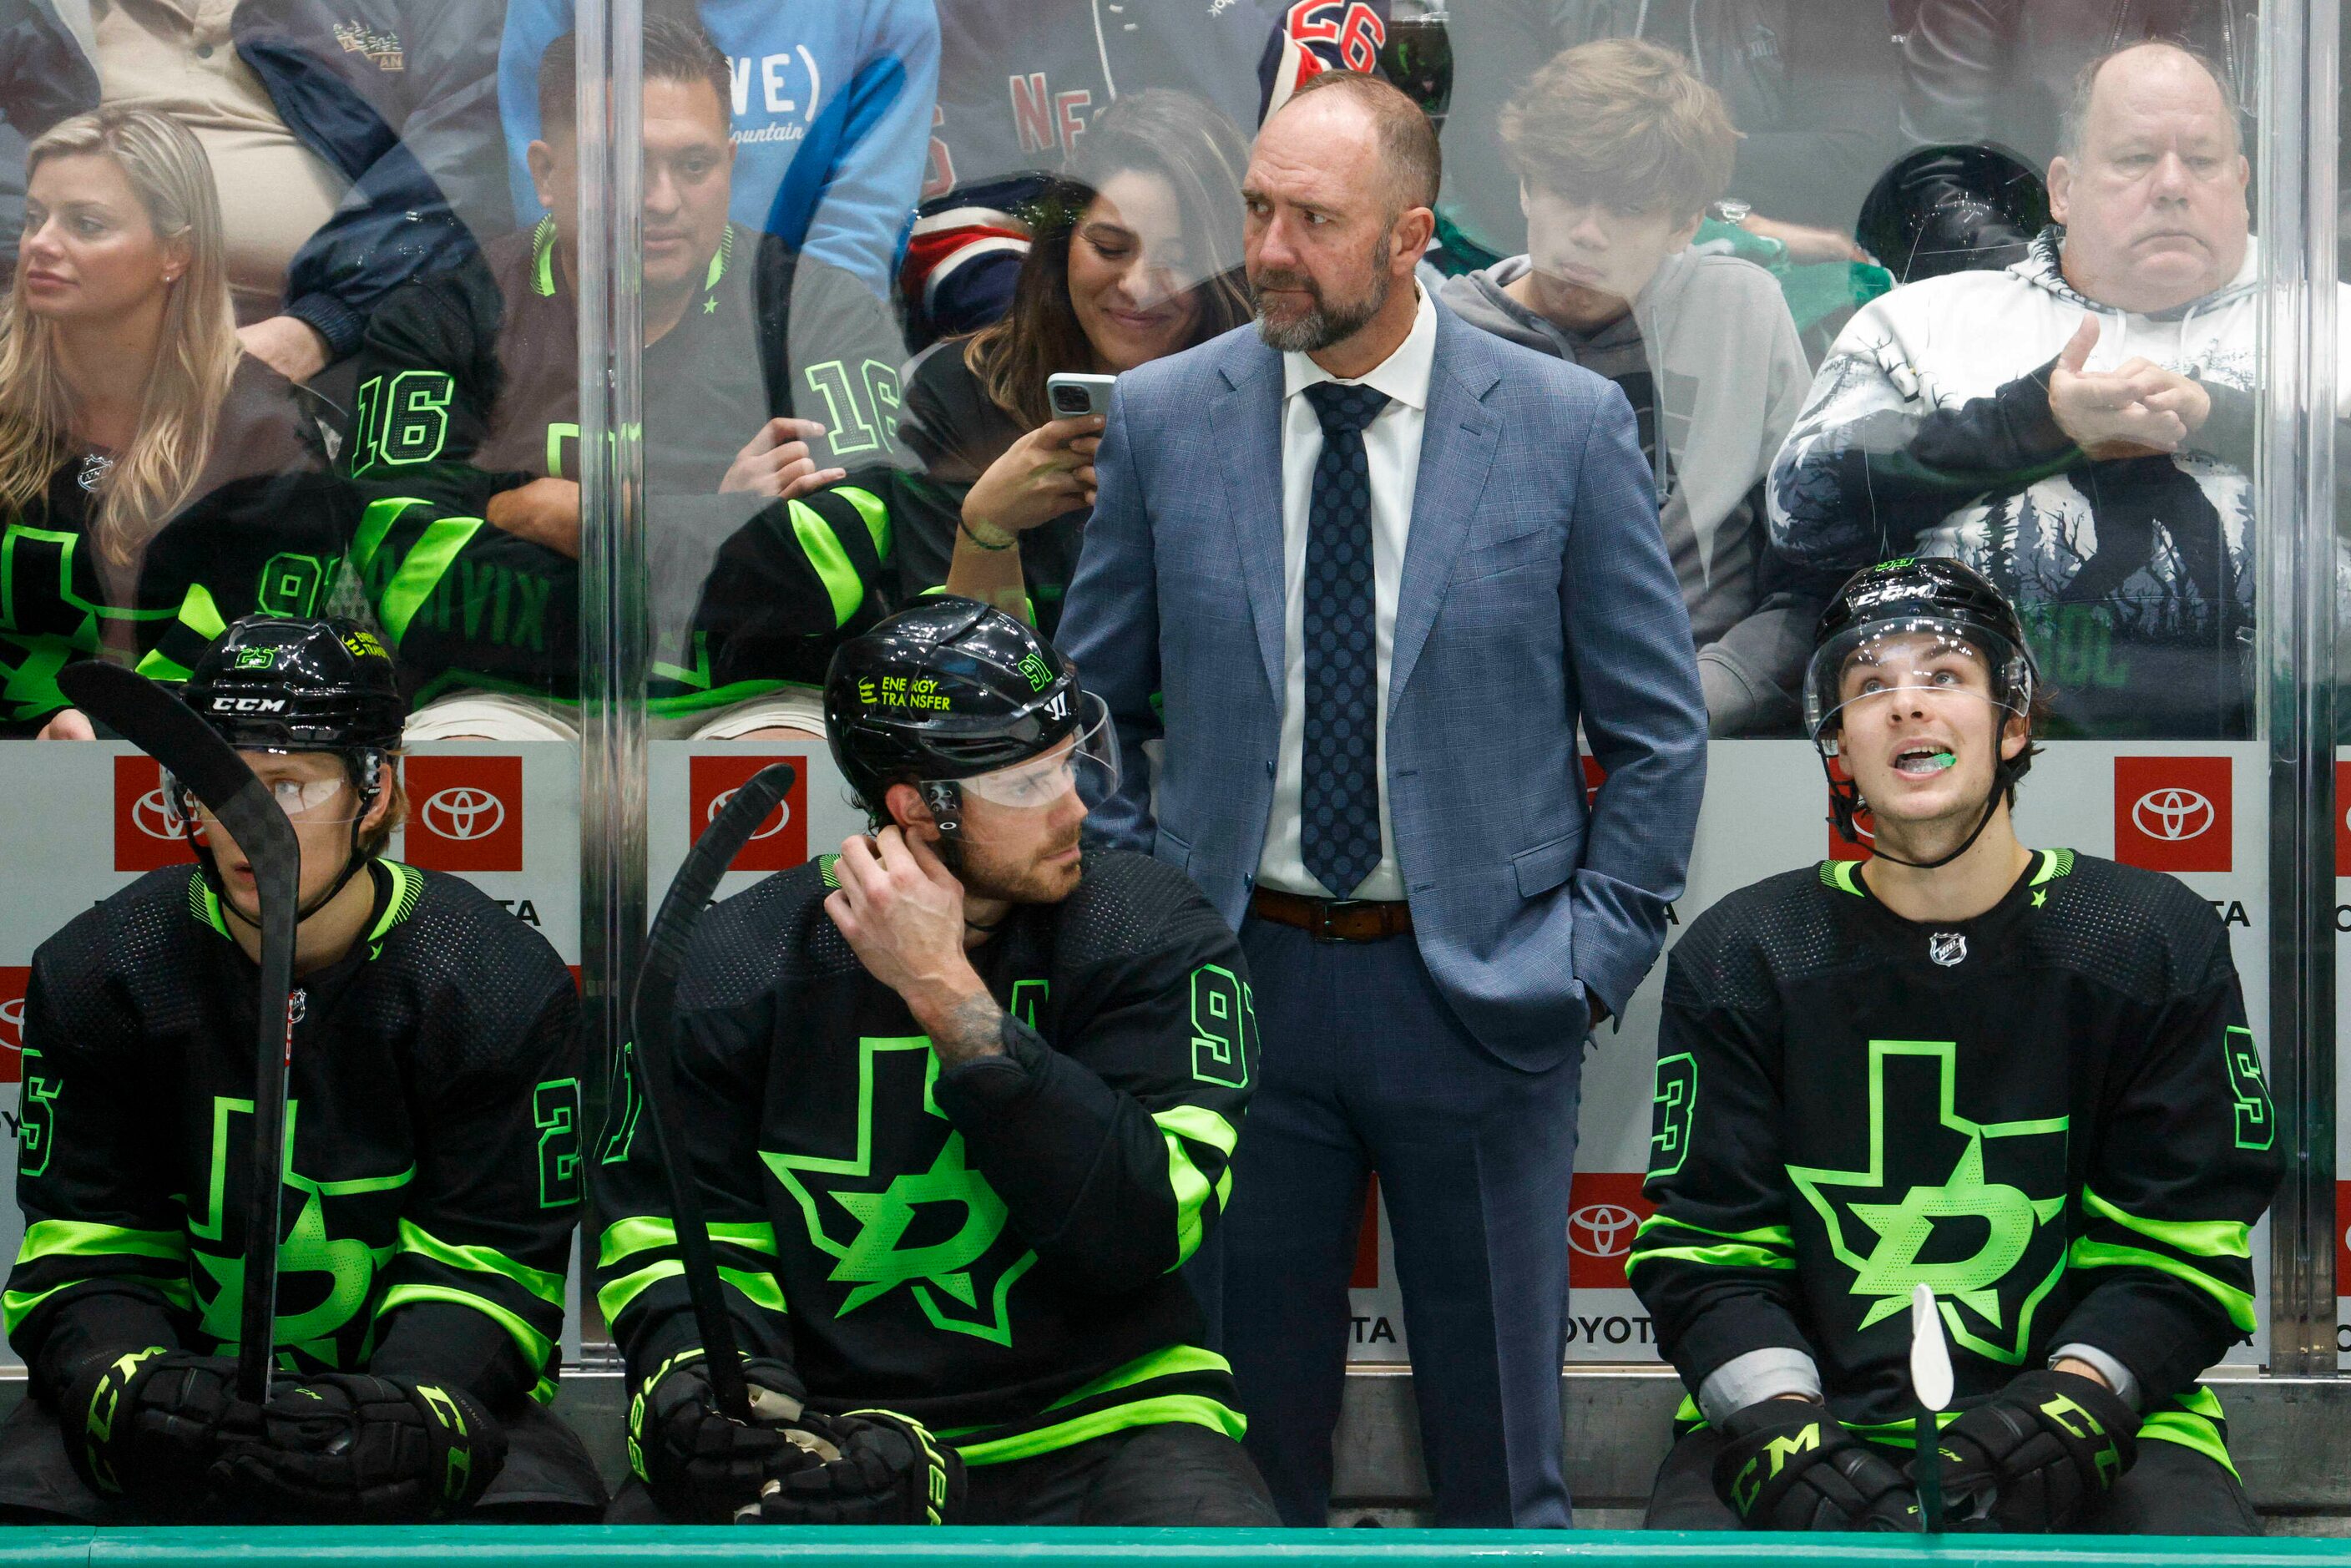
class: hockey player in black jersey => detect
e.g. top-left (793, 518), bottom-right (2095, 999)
top-left (0, 617), bottom-right (601, 1523)
top-left (1629, 559), bottom-right (2278, 1535)
top-left (596, 599), bottom-right (1279, 1526)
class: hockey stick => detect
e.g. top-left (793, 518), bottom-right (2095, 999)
top-left (1909, 1281), bottom-right (1953, 1531)
top-left (58, 663), bottom-right (302, 1406)
top-left (627, 763), bottom-right (797, 1424)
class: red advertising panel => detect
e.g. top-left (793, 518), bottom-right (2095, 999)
top-left (2113, 756), bottom-right (2232, 873)
top-left (689, 754), bottom-right (811, 873)
top-left (1566, 1171), bottom-right (1655, 1291)
top-left (0, 965), bottom-right (27, 1085)
top-left (114, 756), bottom-right (195, 873)
top-left (402, 755), bottom-right (524, 873)
top-left (1826, 757), bottom-right (1874, 862)
top-left (2336, 761), bottom-right (2351, 877)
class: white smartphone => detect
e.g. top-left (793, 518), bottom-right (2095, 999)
top-left (1044, 372), bottom-right (1118, 419)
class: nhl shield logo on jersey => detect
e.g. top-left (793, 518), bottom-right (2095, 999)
top-left (1787, 1041), bottom-right (2067, 1363)
top-left (1929, 932), bottom-right (1967, 967)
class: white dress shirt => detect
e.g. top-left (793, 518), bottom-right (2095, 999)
top-left (1256, 283), bottom-right (1438, 902)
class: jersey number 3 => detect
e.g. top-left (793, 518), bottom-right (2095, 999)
top-left (1648, 1053), bottom-right (1697, 1180)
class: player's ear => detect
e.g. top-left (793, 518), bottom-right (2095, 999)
top-left (884, 781), bottom-right (937, 841)
top-left (2000, 711), bottom-right (2030, 761)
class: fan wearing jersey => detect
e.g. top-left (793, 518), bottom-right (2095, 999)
top-left (595, 599), bottom-right (1277, 1526)
top-left (1628, 558), bottom-right (2278, 1535)
top-left (0, 618), bottom-right (600, 1523)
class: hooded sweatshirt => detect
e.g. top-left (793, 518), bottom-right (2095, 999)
top-left (1767, 227), bottom-right (2349, 739)
top-left (1444, 249), bottom-right (1814, 735)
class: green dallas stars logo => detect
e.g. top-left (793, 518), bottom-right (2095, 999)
top-left (1787, 1040), bottom-right (2068, 1363)
top-left (187, 1099), bottom-right (412, 1365)
top-left (764, 1036), bottom-right (1037, 1345)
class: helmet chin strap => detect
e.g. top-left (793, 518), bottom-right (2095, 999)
top-left (183, 752), bottom-right (385, 933)
top-left (1821, 709), bottom-right (2020, 873)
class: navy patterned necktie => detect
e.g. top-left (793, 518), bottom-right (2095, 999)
top-left (1299, 380), bottom-right (1391, 899)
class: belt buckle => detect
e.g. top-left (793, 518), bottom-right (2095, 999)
top-left (1315, 898), bottom-right (1374, 943)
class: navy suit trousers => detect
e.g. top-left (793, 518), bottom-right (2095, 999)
top-left (1211, 917), bottom-right (1582, 1527)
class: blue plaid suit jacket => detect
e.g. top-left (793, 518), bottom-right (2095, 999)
top-left (1058, 297), bottom-right (1706, 1070)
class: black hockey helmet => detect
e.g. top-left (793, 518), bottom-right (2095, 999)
top-left (823, 598), bottom-right (1117, 833)
top-left (1804, 557), bottom-right (2040, 867)
top-left (183, 615), bottom-right (405, 755)
top-left (178, 615), bottom-right (406, 921)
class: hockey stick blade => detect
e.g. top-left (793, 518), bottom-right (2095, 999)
top-left (627, 763), bottom-right (796, 1424)
top-left (1909, 1281), bottom-right (1953, 1530)
top-left (58, 663), bottom-right (301, 1404)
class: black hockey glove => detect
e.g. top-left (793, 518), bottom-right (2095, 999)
top-left (734, 1409), bottom-right (964, 1525)
top-left (214, 1373), bottom-right (507, 1521)
top-left (61, 1347), bottom-right (250, 1515)
top-left (633, 1350), bottom-right (833, 1522)
top-left (1931, 1369), bottom-right (2137, 1532)
top-left (1711, 1399), bottom-right (1923, 1531)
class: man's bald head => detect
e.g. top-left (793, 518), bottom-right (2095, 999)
top-left (2058, 40), bottom-right (2242, 161)
top-left (1270, 70), bottom-right (1441, 220)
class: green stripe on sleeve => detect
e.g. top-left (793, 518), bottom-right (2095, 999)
top-left (395, 1220), bottom-right (564, 1307)
top-left (376, 1282), bottom-right (555, 1392)
top-left (598, 1216), bottom-right (778, 1267)
top-left (1162, 1135), bottom-right (1213, 1268)
top-left (833, 485), bottom-right (892, 562)
top-left (2082, 1188), bottom-right (2251, 1259)
top-left (1624, 1242), bottom-right (1798, 1275)
top-left (1151, 1105), bottom-right (1239, 1157)
top-left (1632, 1212), bottom-right (1794, 1249)
top-left (786, 498), bottom-right (865, 626)
top-left (17, 1221), bottom-right (186, 1265)
top-left (1043, 1344), bottom-right (1232, 1411)
top-left (351, 497), bottom-right (425, 574)
top-left (594, 1259), bottom-right (786, 1326)
top-left (376, 517), bottom-right (483, 645)
top-left (3, 1273), bottom-right (195, 1337)
top-left (2066, 1237), bottom-right (2257, 1333)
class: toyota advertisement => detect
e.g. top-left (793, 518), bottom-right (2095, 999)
top-left (0, 739), bottom-right (2274, 1371)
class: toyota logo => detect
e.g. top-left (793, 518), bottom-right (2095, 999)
top-left (133, 787), bottom-right (183, 842)
top-left (0, 997), bottom-right (21, 1054)
top-left (2132, 788), bottom-right (2215, 842)
top-left (422, 787), bottom-right (507, 842)
top-left (1567, 1203), bottom-right (1642, 1259)
top-left (709, 787), bottom-right (791, 841)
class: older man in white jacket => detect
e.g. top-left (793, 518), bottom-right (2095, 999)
top-left (1769, 38), bottom-right (2343, 740)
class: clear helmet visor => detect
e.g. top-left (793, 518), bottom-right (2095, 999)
top-left (1803, 617), bottom-right (2033, 751)
top-left (952, 692), bottom-right (1120, 812)
top-left (173, 750), bottom-right (371, 828)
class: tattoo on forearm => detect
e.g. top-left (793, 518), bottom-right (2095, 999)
top-left (929, 990), bottom-right (1007, 1067)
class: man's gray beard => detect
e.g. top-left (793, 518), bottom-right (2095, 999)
top-left (1252, 268), bottom-right (1390, 352)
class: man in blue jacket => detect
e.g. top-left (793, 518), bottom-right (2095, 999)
top-left (1057, 70), bottom-right (1707, 1527)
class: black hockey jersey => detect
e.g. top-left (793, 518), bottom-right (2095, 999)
top-left (5, 863), bottom-right (582, 1413)
top-left (593, 849), bottom-right (1256, 1468)
top-left (1628, 850), bottom-right (2278, 1466)
top-left (344, 218), bottom-right (894, 716)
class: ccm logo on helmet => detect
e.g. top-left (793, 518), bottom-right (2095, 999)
top-left (208, 696), bottom-right (287, 713)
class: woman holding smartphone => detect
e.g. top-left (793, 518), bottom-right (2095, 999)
top-left (889, 90), bottom-right (1251, 638)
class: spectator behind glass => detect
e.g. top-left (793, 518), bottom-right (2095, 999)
top-left (1443, 39), bottom-right (1815, 736)
top-left (1769, 40), bottom-right (2349, 740)
top-left (1893, 1), bottom-right (2256, 277)
top-left (3, 107), bottom-right (346, 740)
top-left (347, 18), bottom-right (895, 744)
top-left (498, 0), bottom-right (934, 474)
top-left (882, 90), bottom-right (1251, 640)
top-left (0, 0), bottom-right (514, 386)
top-left (904, 0), bottom-right (1387, 350)
top-left (1431, 0), bottom-right (1901, 273)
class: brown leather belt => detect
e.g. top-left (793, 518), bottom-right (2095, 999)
top-left (1250, 888), bottom-right (1414, 943)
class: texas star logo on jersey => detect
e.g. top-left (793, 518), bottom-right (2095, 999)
top-left (1787, 1040), bottom-right (2067, 1364)
top-left (766, 1026), bottom-right (1044, 1345)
